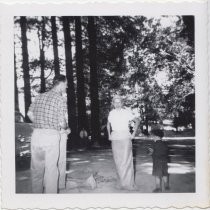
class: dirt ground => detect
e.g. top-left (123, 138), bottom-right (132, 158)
top-left (16, 137), bottom-right (195, 194)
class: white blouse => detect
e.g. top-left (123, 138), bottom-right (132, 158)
top-left (108, 108), bottom-right (135, 141)
top-left (108, 108), bottom-right (134, 132)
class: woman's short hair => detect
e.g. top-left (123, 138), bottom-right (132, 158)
top-left (112, 95), bottom-right (123, 105)
top-left (53, 74), bottom-right (66, 86)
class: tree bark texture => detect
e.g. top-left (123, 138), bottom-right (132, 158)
top-left (39, 17), bottom-right (46, 93)
top-left (14, 50), bottom-right (20, 112)
top-left (51, 16), bottom-right (60, 76)
top-left (20, 17), bottom-right (31, 122)
top-left (75, 17), bottom-right (88, 132)
top-left (62, 17), bottom-right (78, 137)
top-left (87, 16), bottom-right (100, 143)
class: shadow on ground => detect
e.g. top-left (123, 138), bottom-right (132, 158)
top-left (16, 137), bottom-right (195, 193)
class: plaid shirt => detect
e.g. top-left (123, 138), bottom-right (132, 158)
top-left (29, 90), bottom-right (68, 131)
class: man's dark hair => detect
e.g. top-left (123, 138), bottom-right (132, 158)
top-left (53, 74), bottom-right (66, 86)
top-left (151, 129), bottom-right (164, 138)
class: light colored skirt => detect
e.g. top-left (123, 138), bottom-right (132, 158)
top-left (111, 137), bottom-right (135, 189)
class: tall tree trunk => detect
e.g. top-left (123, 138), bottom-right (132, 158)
top-left (20, 17), bottom-right (31, 122)
top-left (39, 17), bottom-right (46, 93)
top-left (51, 16), bottom-right (60, 76)
top-left (87, 17), bottom-right (100, 144)
top-left (62, 17), bottom-right (78, 142)
top-left (145, 116), bottom-right (149, 135)
top-left (75, 17), bottom-right (87, 132)
top-left (14, 49), bottom-right (20, 113)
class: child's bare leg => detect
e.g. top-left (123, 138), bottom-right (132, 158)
top-left (164, 175), bottom-right (170, 189)
top-left (155, 176), bottom-right (160, 188)
top-left (153, 176), bottom-right (162, 192)
top-left (162, 175), bottom-right (170, 191)
top-left (161, 176), bottom-right (166, 192)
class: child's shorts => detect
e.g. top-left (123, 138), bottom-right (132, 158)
top-left (152, 159), bottom-right (168, 177)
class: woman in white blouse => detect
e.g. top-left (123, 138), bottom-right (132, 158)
top-left (107, 95), bottom-right (140, 190)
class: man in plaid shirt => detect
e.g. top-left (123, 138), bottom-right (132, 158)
top-left (28, 74), bottom-right (70, 193)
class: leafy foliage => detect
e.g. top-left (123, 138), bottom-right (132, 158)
top-left (15, 15), bottom-right (195, 133)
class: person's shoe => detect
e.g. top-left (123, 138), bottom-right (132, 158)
top-left (119, 185), bottom-right (138, 191)
top-left (165, 186), bottom-right (170, 191)
top-left (153, 188), bottom-right (161, 193)
top-left (58, 187), bottom-right (66, 193)
top-left (127, 185), bottom-right (138, 191)
top-left (115, 184), bottom-right (123, 190)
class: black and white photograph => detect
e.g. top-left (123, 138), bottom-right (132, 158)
top-left (0, 1), bottom-right (209, 209)
top-left (14, 15), bottom-right (196, 194)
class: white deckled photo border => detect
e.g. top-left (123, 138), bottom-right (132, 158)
top-left (0, 0), bottom-right (209, 209)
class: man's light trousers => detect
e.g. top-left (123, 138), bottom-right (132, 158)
top-left (31, 129), bottom-right (60, 193)
top-left (58, 132), bottom-right (67, 189)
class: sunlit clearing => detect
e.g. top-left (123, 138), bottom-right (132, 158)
top-left (17, 176), bottom-right (29, 181)
top-left (163, 137), bottom-right (195, 140)
top-left (179, 161), bottom-right (192, 164)
top-left (169, 154), bottom-right (183, 157)
top-left (168, 166), bottom-right (195, 174)
top-left (163, 126), bottom-right (176, 131)
top-left (168, 163), bottom-right (189, 167)
top-left (137, 155), bottom-right (147, 158)
top-left (20, 150), bottom-right (30, 156)
top-left (138, 163), bottom-right (153, 174)
top-left (20, 145), bottom-right (29, 148)
top-left (72, 160), bottom-right (90, 165)
top-left (77, 149), bottom-right (86, 152)
top-left (66, 158), bottom-right (81, 161)
top-left (141, 163), bottom-right (153, 167)
top-left (168, 163), bottom-right (195, 174)
top-left (66, 169), bottom-right (75, 174)
top-left (139, 162), bottom-right (194, 175)
top-left (163, 119), bottom-right (173, 125)
top-left (170, 144), bottom-right (194, 148)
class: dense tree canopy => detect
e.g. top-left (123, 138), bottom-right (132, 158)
top-left (14, 15), bottom-right (195, 144)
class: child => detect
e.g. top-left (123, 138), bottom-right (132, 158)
top-left (149, 128), bottom-right (170, 192)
